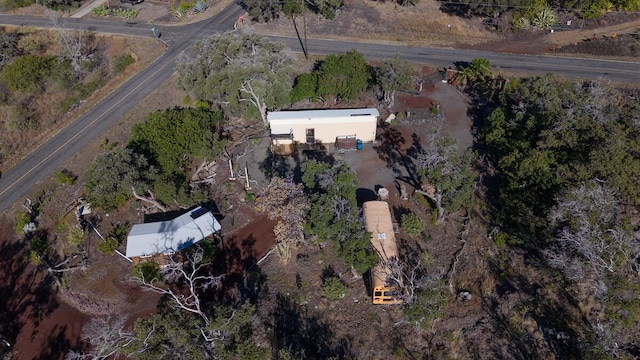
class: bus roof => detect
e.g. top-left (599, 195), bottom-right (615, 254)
top-left (363, 201), bottom-right (398, 263)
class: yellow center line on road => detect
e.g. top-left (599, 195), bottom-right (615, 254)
top-left (0, 54), bottom-right (174, 198)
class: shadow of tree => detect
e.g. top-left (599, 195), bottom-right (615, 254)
top-left (0, 218), bottom-right (64, 358)
top-left (481, 251), bottom-right (583, 359)
top-left (355, 187), bottom-right (377, 207)
top-left (35, 324), bottom-right (72, 360)
top-left (216, 216), bottom-right (276, 303)
top-left (374, 123), bottom-right (421, 189)
top-left (272, 293), bottom-right (351, 359)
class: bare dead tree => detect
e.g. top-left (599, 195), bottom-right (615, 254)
top-left (238, 75), bottom-right (268, 126)
top-left (65, 317), bottom-right (133, 360)
top-left (134, 246), bottom-right (224, 327)
top-left (49, 13), bottom-right (89, 74)
top-left (544, 181), bottom-right (639, 291)
top-left (131, 186), bottom-right (167, 212)
top-left (385, 254), bottom-right (447, 307)
top-left (190, 159), bottom-right (218, 186)
top-left (256, 176), bottom-right (309, 263)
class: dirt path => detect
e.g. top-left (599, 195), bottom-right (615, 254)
top-left (547, 17), bottom-right (640, 46)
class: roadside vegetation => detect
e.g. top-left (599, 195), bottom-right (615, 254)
top-left (0, 26), bottom-right (147, 172)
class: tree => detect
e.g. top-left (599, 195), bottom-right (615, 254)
top-left (125, 302), bottom-right (266, 360)
top-left (454, 58), bottom-right (496, 95)
top-left (375, 54), bottom-right (412, 108)
top-left (0, 29), bottom-right (22, 69)
top-left (256, 176), bottom-right (309, 264)
top-left (415, 133), bottom-right (477, 223)
top-left (543, 181), bottom-right (640, 358)
top-left (401, 212), bottom-right (424, 236)
top-left (129, 108), bottom-right (226, 176)
top-left (132, 246), bottom-right (266, 358)
top-left (301, 160), bottom-right (379, 275)
top-left (50, 16), bottom-right (97, 76)
top-left (315, 50), bottom-right (371, 103)
top-left (0, 54), bottom-right (56, 92)
top-left (290, 72), bottom-right (318, 103)
top-left (177, 32), bottom-right (293, 125)
top-left (84, 147), bottom-right (157, 212)
top-left (544, 181), bottom-right (639, 291)
top-left (239, 0), bottom-right (284, 22)
top-left (307, 0), bottom-right (344, 19)
top-left (126, 107), bottom-right (226, 207)
top-left (135, 246), bottom-right (224, 326)
top-left (65, 317), bottom-right (133, 360)
top-left (481, 75), bottom-right (640, 239)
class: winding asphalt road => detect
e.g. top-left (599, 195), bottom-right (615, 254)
top-left (0, 5), bottom-right (639, 212)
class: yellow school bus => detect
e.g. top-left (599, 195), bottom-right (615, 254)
top-left (363, 201), bottom-right (403, 305)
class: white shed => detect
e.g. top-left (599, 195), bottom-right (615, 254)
top-left (125, 206), bottom-right (221, 259)
top-left (267, 108), bottom-right (380, 144)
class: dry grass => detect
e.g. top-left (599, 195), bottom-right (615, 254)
top-left (0, 28), bottom-right (164, 173)
top-left (249, 0), bottom-right (499, 46)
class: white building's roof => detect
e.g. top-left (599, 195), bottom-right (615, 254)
top-left (125, 206), bottom-right (221, 258)
top-left (267, 108), bottom-right (380, 123)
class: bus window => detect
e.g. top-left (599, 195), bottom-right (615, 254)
top-left (374, 291), bottom-right (382, 297)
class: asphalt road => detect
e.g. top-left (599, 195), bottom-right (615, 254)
top-left (0, 4), bottom-right (245, 212)
top-left (0, 5), bottom-right (639, 212)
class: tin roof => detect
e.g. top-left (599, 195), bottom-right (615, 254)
top-left (267, 108), bottom-right (380, 122)
top-left (125, 206), bottom-right (221, 258)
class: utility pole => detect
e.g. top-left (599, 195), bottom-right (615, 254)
top-left (302, 0), bottom-right (308, 60)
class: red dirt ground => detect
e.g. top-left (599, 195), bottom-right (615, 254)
top-left (2, 208), bottom-right (276, 359)
top-left (0, 216), bottom-right (89, 360)
top-left (220, 215), bottom-right (277, 279)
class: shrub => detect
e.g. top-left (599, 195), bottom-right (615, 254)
top-left (112, 53), bottom-right (135, 74)
top-left (92, 5), bottom-right (138, 19)
top-left (531, 8), bottom-right (557, 30)
top-left (193, 0), bottom-right (207, 12)
top-left (109, 223), bottom-right (128, 242)
top-left (29, 235), bottom-right (49, 264)
top-left (97, 237), bottom-right (119, 253)
top-left (322, 276), bottom-right (346, 300)
top-left (132, 262), bottom-right (160, 282)
top-left (403, 284), bottom-right (448, 329)
top-left (401, 212), bottom-right (424, 237)
top-left (2, 0), bottom-right (36, 10)
top-left (56, 169), bottom-right (77, 185)
top-left (67, 227), bottom-right (84, 247)
top-left (15, 211), bottom-right (31, 234)
top-left (1, 54), bottom-right (56, 92)
top-left (244, 191), bottom-right (256, 203)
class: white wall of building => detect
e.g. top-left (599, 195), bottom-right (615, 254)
top-left (268, 108), bottom-right (379, 143)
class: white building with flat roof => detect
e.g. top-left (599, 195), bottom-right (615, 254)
top-left (267, 108), bottom-right (379, 144)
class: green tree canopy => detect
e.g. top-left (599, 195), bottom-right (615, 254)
top-left (125, 303), bottom-right (266, 359)
top-left (290, 72), bottom-right (318, 103)
top-left (128, 107), bottom-right (226, 176)
top-left (375, 54), bottom-right (413, 108)
top-left (315, 50), bottom-right (371, 103)
top-left (1, 54), bottom-right (56, 92)
top-left (176, 32), bottom-right (293, 125)
top-left (84, 147), bottom-right (157, 211)
top-left (481, 74), bottom-right (640, 240)
top-left (415, 134), bottom-right (477, 223)
top-left (301, 160), bottom-right (379, 274)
